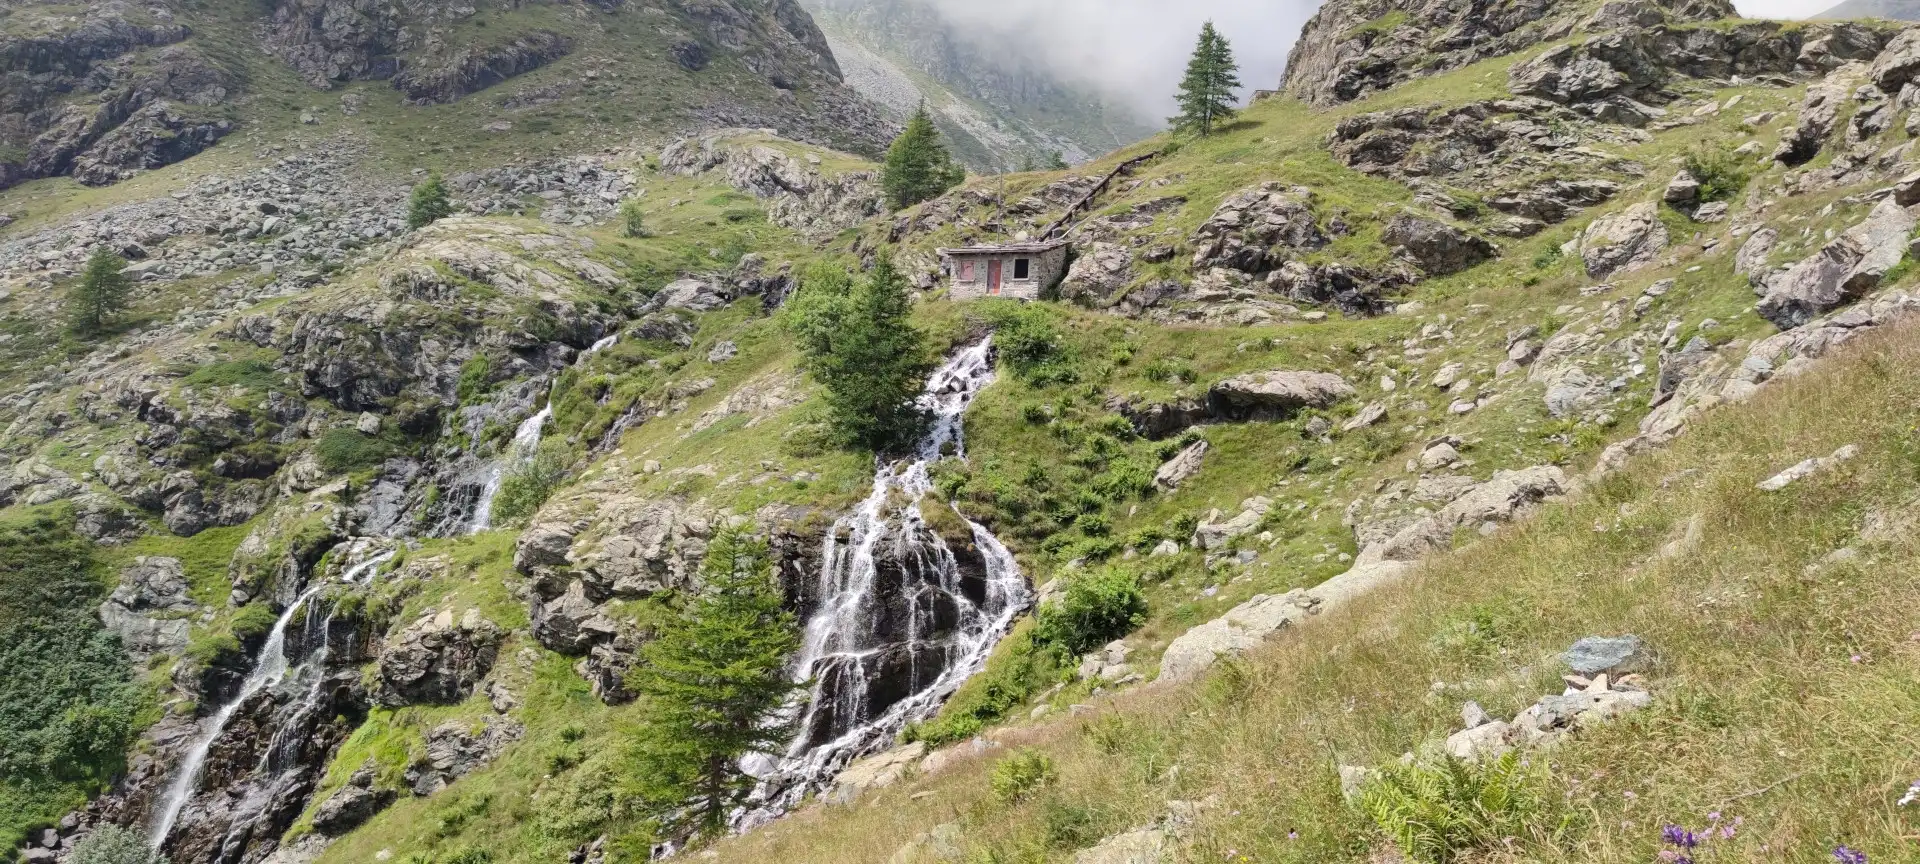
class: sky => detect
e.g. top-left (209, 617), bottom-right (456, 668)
top-left (918, 0), bottom-right (1836, 122)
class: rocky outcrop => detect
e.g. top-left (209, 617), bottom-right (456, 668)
top-left (99, 557), bottom-right (200, 660)
top-left (67, 102), bottom-right (232, 186)
top-left (310, 767), bottom-right (394, 835)
top-left (661, 133), bottom-right (886, 241)
top-left (372, 608), bottom-right (503, 707)
top-left (1189, 183), bottom-right (1326, 272)
top-left (1580, 202), bottom-right (1668, 279)
top-left (1058, 242), bottom-right (1136, 305)
top-left (391, 32), bottom-right (574, 105)
top-left (1282, 0), bottom-right (1737, 106)
top-left (405, 716), bottom-right (524, 796)
top-left (1774, 67), bottom-right (1862, 166)
top-left (1381, 214), bottom-right (1498, 275)
top-left (1756, 198), bottom-right (1916, 330)
top-left (1365, 466), bottom-right (1570, 563)
top-left (261, 0), bottom-right (404, 86)
top-left (1158, 560), bottom-right (1411, 682)
top-left (1207, 370), bottom-right (1355, 420)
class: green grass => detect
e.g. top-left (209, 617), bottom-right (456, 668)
top-left (711, 313), bottom-right (1920, 864)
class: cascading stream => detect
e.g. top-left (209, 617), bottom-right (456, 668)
top-left (148, 551), bottom-right (394, 847)
top-left (747, 338), bottom-right (1032, 821)
top-left (468, 333), bottom-right (620, 534)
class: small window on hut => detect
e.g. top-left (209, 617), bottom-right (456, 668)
top-left (958, 260), bottom-right (975, 281)
top-left (1013, 258), bottom-right (1031, 280)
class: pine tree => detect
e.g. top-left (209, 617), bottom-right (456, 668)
top-left (69, 247), bottom-right (131, 336)
top-left (1170, 22), bottom-right (1242, 137)
top-left (407, 171), bottom-right (453, 229)
top-left (626, 529), bottom-right (803, 839)
top-left (619, 199), bottom-right (647, 238)
top-left (1044, 150), bottom-right (1069, 171)
top-left (784, 253), bottom-right (933, 452)
top-left (881, 105), bottom-right (965, 210)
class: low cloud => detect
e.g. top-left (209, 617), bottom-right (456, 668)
top-left (926, 0), bottom-right (1323, 124)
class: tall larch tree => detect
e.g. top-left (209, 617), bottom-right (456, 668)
top-left (626, 528), bottom-right (804, 840)
top-left (1171, 22), bottom-right (1242, 137)
top-left (881, 105), bottom-right (966, 210)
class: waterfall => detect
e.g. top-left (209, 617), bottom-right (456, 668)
top-left (468, 334), bottom-right (619, 534)
top-left (749, 338), bottom-right (1032, 820)
top-left (148, 584), bottom-right (325, 845)
top-left (148, 550), bottom-right (393, 847)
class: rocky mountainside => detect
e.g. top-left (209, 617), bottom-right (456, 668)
top-left (8, 0), bottom-right (1920, 862)
top-left (1819, 0), bottom-right (1920, 18)
top-left (0, 0), bottom-right (892, 193)
top-left (801, 0), bottom-right (1157, 171)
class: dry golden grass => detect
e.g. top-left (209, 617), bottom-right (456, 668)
top-left (707, 321), bottom-right (1920, 863)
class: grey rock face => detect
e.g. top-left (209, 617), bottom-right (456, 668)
top-left (310, 768), bottom-right (394, 835)
top-left (373, 608), bottom-right (503, 707)
top-left (99, 557), bottom-right (199, 660)
top-left (1189, 183), bottom-right (1326, 273)
top-left (1774, 68), bottom-right (1861, 166)
top-left (1381, 215), bottom-right (1498, 276)
top-left (1207, 370), bottom-right (1354, 420)
top-left (1153, 440), bottom-right (1209, 492)
top-left (661, 134), bottom-right (886, 242)
top-left (406, 716), bottom-right (524, 796)
top-left (1580, 202), bottom-right (1669, 279)
top-left (1564, 635), bottom-right (1649, 676)
top-left (1058, 242), bottom-right (1136, 305)
top-left (391, 31), bottom-right (574, 105)
top-left (1757, 198), bottom-right (1915, 329)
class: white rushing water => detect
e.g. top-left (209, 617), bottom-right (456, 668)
top-left (750, 338), bottom-right (1032, 819)
top-left (149, 550), bottom-right (393, 846)
top-left (148, 584), bottom-right (324, 845)
top-left (468, 334), bottom-right (619, 534)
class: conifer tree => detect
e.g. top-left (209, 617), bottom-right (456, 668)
top-left (69, 248), bottom-right (130, 336)
top-left (1170, 22), bottom-right (1242, 137)
top-left (784, 253), bottom-right (933, 452)
top-left (881, 105), bottom-right (965, 210)
top-left (626, 529), bottom-right (803, 839)
top-left (407, 171), bottom-right (453, 229)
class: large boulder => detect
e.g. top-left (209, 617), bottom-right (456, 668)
top-left (405, 717), bottom-right (524, 796)
top-left (1757, 199), bottom-right (1915, 330)
top-left (372, 608), bottom-right (503, 707)
top-left (1774, 67), bottom-right (1860, 166)
top-left (1189, 183), bottom-right (1325, 273)
top-left (1153, 440), bottom-right (1209, 492)
top-left (1369, 466), bottom-right (1569, 562)
top-left (98, 557), bottom-right (198, 660)
top-left (531, 581), bottom-right (620, 655)
top-left (1207, 370), bottom-right (1354, 420)
top-left (1580, 203), bottom-right (1668, 279)
top-left (1381, 215), bottom-right (1498, 276)
top-left (1058, 242), bottom-right (1135, 304)
top-left (310, 768), bottom-right (394, 835)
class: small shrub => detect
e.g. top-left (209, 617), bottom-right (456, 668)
top-left (314, 428), bottom-right (392, 474)
top-left (1684, 145), bottom-right (1754, 203)
top-left (990, 750), bottom-right (1056, 803)
top-left (456, 355), bottom-right (493, 404)
top-left (229, 602), bottom-right (280, 642)
top-left (1020, 402), bottom-right (1054, 425)
top-left (1530, 245), bottom-right (1563, 271)
top-left (619, 199), bottom-right (647, 238)
top-left (1034, 566), bottom-right (1147, 656)
top-left (984, 302), bottom-right (1078, 384)
top-left (490, 445), bottom-right (569, 526)
top-left (70, 826), bottom-right (167, 864)
top-left (1359, 752), bottom-right (1567, 864)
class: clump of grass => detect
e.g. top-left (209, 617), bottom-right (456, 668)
top-left (1358, 752), bottom-right (1569, 864)
top-left (1684, 145), bottom-right (1754, 203)
top-left (990, 750), bottom-right (1057, 803)
top-left (315, 428), bottom-right (394, 474)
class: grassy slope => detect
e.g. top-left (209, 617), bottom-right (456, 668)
top-left (300, 30), bottom-right (1920, 863)
top-left (713, 310), bottom-right (1920, 864)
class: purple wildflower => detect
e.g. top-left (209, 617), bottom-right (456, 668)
top-left (1662, 825), bottom-right (1701, 849)
top-left (1834, 846), bottom-right (1868, 864)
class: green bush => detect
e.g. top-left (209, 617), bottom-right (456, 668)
top-left (314, 428), bottom-right (393, 474)
top-left (989, 750), bottom-right (1056, 803)
top-left (229, 602), bottom-right (281, 642)
top-left (619, 199), bottom-right (647, 238)
top-left (982, 302), bottom-right (1078, 384)
top-left (1684, 145), bottom-right (1753, 203)
top-left (1359, 752), bottom-right (1567, 864)
top-left (0, 520), bottom-right (146, 850)
top-left (490, 445), bottom-right (570, 526)
top-left (1034, 566), bottom-right (1147, 656)
top-left (903, 621), bottom-right (1063, 747)
top-left (70, 825), bottom-right (167, 864)
top-left (456, 355), bottom-right (494, 404)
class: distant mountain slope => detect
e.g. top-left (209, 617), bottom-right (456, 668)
top-left (803, 0), bottom-right (1157, 171)
top-left (1817, 0), bottom-right (1920, 19)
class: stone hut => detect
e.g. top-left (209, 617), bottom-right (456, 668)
top-left (938, 240), bottom-right (1068, 301)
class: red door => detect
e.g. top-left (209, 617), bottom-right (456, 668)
top-left (987, 259), bottom-right (1003, 295)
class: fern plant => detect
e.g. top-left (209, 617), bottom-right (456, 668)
top-left (1358, 751), bottom-right (1567, 863)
